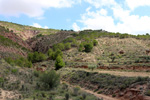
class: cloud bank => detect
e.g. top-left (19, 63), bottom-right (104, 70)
top-left (73, 0), bottom-right (150, 35)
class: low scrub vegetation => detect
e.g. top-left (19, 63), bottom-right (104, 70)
top-left (39, 70), bottom-right (60, 90)
top-left (5, 57), bottom-right (32, 68)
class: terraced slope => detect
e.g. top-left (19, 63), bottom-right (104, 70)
top-left (64, 37), bottom-right (150, 69)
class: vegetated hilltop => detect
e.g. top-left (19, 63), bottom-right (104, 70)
top-left (0, 21), bottom-right (150, 70)
top-left (0, 21), bottom-right (59, 40)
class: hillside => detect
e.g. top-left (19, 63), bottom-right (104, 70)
top-left (0, 21), bottom-right (59, 40)
top-left (0, 21), bottom-right (150, 100)
top-left (0, 25), bottom-right (30, 58)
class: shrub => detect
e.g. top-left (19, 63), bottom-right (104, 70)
top-left (52, 49), bottom-right (63, 60)
top-left (145, 90), bottom-right (150, 96)
top-left (64, 43), bottom-right (71, 50)
top-left (65, 93), bottom-right (69, 100)
top-left (47, 49), bottom-right (54, 59)
top-left (55, 56), bottom-right (65, 70)
top-left (11, 68), bottom-right (18, 74)
top-left (72, 87), bottom-right (80, 96)
top-left (5, 57), bottom-right (14, 66)
top-left (5, 57), bottom-right (32, 68)
top-left (40, 70), bottom-right (60, 90)
top-left (28, 52), bottom-right (46, 63)
top-left (78, 44), bottom-right (84, 52)
top-left (25, 61), bottom-right (32, 68)
top-left (53, 43), bottom-right (64, 51)
top-left (93, 39), bottom-right (98, 46)
top-left (84, 43), bottom-right (93, 53)
top-left (0, 77), bottom-right (4, 87)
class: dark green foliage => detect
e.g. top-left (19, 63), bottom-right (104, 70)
top-left (28, 52), bottom-right (47, 63)
top-left (11, 68), bottom-right (18, 74)
top-left (5, 57), bottom-right (32, 68)
top-left (64, 43), bottom-right (71, 50)
top-left (55, 56), bottom-right (65, 70)
top-left (84, 43), bottom-right (93, 53)
top-left (0, 77), bottom-right (4, 83)
top-left (65, 93), bottom-right (69, 100)
top-left (36, 34), bottom-right (43, 38)
top-left (53, 49), bottom-right (63, 60)
top-left (39, 70), bottom-right (60, 90)
top-left (34, 71), bottom-right (40, 77)
top-left (93, 39), bottom-right (98, 46)
top-left (145, 90), bottom-right (150, 96)
top-left (5, 57), bottom-right (14, 65)
top-left (78, 44), bottom-right (84, 52)
top-left (0, 35), bottom-right (20, 47)
top-left (47, 49), bottom-right (54, 59)
top-left (53, 43), bottom-right (65, 51)
top-left (109, 53), bottom-right (116, 62)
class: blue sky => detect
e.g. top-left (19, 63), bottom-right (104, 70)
top-left (0, 0), bottom-right (150, 35)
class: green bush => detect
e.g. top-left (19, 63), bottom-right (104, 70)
top-left (5, 57), bottom-right (32, 68)
top-left (52, 49), bottom-right (63, 60)
top-left (47, 49), bottom-right (54, 59)
top-left (39, 70), bottom-right (60, 90)
top-left (55, 55), bottom-right (65, 70)
top-left (11, 68), bottom-right (18, 74)
top-left (64, 43), bottom-right (71, 50)
top-left (84, 43), bottom-right (93, 53)
top-left (78, 44), bottom-right (84, 52)
top-left (93, 39), bottom-right (98, 46)
top-left (145, 90), bottom-right (150, 96)
top-left (28, 52), bottom-right (47, 63)
top-left (53, 43), bottom-right (64, 51)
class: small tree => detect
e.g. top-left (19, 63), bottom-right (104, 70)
top-left (53, 49), bottom-right (63, 60)
top-left (55, 56), bottom-right (65, 70)
top-left (47, 49), bottom-right (53, 58)
top-left (109, 53), bottom-right (116, 62)
top-left (40, 70), bottom-right (60, 90)
top-left (84, 43), bottom-right (93, 53)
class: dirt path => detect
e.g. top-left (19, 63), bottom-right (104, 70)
top-left (67, 68), bottom-right (150, 77)
top-left (62, 81), bottom-right (120, 100)
top-left (0, 89), bottom-right (20, 100)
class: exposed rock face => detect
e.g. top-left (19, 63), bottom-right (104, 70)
top-left (0, 32), bottom-right (31, 50)
top-left (13, 29), bottom-right (39, 40)
top-left (28, 31), bottom-right (74, 53)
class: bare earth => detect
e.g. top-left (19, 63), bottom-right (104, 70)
top-left (0, 89), bottom-right (20, 100)
top-left (67, 68), bottom-right (150, 77)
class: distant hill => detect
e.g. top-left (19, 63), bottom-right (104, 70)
top-left (0, 21), bottom-right (59, 40)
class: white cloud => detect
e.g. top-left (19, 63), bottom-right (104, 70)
top-left (72, 23), bottom-right (80, 31)
top-left (32, 23), bottom-right (49, 29)
top-left (99, 9), bottom-right (107, 16)
top-left (125, 0), bottom-right (150, 10)
top-left (79, 9), bottom-right (116, 32)
top-left (77, 5), bottom-right (150, 35)
top-left (84, 0), bottom-right (117, 8)
top-left (0, 0), bottom-right (81, 17)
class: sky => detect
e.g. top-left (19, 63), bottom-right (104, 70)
top-left (0, 0), bottom-right (150, 35)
